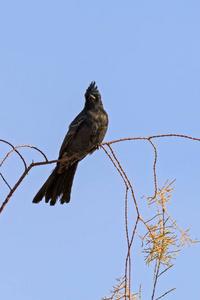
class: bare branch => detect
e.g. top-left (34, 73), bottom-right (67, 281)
top-left (0, 153), bottom-right (78, 214)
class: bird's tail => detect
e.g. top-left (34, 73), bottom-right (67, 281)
top-left (32, 162), bottom-right (78, 205)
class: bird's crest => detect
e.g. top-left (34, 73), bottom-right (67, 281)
top-left (85, 81), bottom-right (100, 98)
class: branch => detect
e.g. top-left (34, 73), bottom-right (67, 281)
top-left (0, 154), bottom-right (78, 214)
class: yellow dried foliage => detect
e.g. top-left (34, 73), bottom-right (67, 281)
top-left (141, 180), bottom-right (197, 267)
top-left (102, 278), bottom-right (138, 300)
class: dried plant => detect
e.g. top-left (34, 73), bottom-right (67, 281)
top-left (0, 133), bottom-right (199, 299)
top-left (102, 277), bottom-right (138, 300)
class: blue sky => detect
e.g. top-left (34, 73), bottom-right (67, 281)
top-left (0, 1), bottom-right (200, 299)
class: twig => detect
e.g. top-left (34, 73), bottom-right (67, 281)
top-left (0, 154), bottom-right (78, 214)
top-left (0, 173), bottom-right (11, 190)
top-left (0, 139), bottom-right (27, 170)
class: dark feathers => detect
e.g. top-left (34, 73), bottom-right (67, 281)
top-left (85, 81), bottom-right (100, 98)
top-left (32, 81), bottom-right (108, 205)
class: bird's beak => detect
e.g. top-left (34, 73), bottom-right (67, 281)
top-left (90, 95), bottom-right (96, 99)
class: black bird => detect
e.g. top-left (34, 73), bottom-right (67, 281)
top-left (32, 82), bottom-right (108, 205)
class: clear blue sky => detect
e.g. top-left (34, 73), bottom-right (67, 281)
top-left (0, 1), bottom-right (200, 299)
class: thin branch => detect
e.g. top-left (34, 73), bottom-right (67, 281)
top-left (102, 134), bottom-right (200, 146)
top-left (0, 154), bottom-right (78, 214)
top-left (106, 143), bottom-right (139, 216)
top-left (155, 288), bottom-right (176, 300)
top-left (0, 173), bottom-right (11, 190)
top-left (158, 264), bottom-right (173, 278)
top-left (0, 139), bottom-right (27, 170)
top-left (148, 138), bottom-right (158, 199)
top-left (0, 144), bottom-right (48, 170)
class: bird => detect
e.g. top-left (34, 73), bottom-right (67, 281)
top-left (32, 81), bottom-right (108, 206)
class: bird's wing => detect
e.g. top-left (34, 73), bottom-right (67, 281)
top-left (58, 110), bottom-right (86, 159)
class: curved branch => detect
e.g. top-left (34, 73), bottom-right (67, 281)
top-left (0, 144), bottom-right (48, 170)
top-left (0, 139), bottom-right (27, 170)
top-left (102, 134), bottom-right (200, 146)
top-left (0, 153), bottom-right (78, 214)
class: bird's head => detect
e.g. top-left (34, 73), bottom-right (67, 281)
top-left (84, 82), bottom-right (102, 108)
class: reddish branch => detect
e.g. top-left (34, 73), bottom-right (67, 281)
top-left (0, 154), bottom-right (78, 214)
